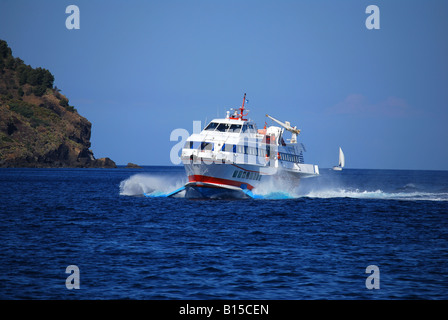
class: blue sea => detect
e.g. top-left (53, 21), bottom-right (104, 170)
top-left (0, 166), bottom-right (447, 300)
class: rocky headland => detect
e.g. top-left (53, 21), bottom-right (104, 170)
top-left (0, 39), bottom-right (116, 168)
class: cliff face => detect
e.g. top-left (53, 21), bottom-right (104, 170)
top-left (0, 40), bottom-right (115, 168)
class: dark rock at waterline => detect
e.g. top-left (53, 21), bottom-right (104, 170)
top-left (125, 162), bottom-right (142, 169)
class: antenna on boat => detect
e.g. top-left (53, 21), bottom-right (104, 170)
top-left (230, 93), bottom-right (249, 121)
top-left (239, 93), bottom-right (249, 120)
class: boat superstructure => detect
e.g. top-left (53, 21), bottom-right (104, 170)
top-left (178, 94), bottom-right (319, 198)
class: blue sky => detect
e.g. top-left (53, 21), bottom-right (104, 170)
top-left (1, 0), bottom-right (447, 170)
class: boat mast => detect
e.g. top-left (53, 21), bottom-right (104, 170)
top-left (230, 93), bottom-right (249, 121)
top-left (241, 93), bottom-right (246, 111)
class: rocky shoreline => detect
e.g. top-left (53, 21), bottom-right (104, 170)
top-left (0, 39), bottom-right (116, 168)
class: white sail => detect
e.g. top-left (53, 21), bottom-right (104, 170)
top-left (339, 147), bottom-right (345, 168)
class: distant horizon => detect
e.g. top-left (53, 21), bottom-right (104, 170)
top-left (114, 164), bottom-right (448, 172)
top-left (1, 0), bottom-right (447, 171)
top-left (4, 164), bottom-right (448, 172)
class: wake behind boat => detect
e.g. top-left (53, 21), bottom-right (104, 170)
top-left (172, 93), bottom-right (320, 199)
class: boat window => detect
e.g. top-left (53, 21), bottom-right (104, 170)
top-left (248, 124), bottom-right (255, 133)
top-left (204, 122), bottom-right (218, 131)
top-left (201, 142), bottom-right (213, 151)
top-left (247, 147), bottom-right (256, 155)
top-left (223, 144), bottom-right (236, 153)
top-left (183, 141), bottom-right (193, 149)
top-left (216, 123), bottom-right (230, 132)
top-left (228, 124), bottom-right (242, 133)
top-left (241, 125), bottom-right (248, 133)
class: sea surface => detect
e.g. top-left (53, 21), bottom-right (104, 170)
top-left (0, 166), bottom-right (447, 299)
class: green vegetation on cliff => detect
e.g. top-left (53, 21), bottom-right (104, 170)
top-left (0, 39), bottom-right (115, 168)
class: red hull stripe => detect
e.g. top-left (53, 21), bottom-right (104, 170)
top-left (188, 175), bottom-right (254, 190)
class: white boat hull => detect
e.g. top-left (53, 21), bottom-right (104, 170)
top-left (183, 159), bottom-right (318, 198)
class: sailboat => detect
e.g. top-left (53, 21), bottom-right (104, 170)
top-left (332, 147), bottom-right (345, 171)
